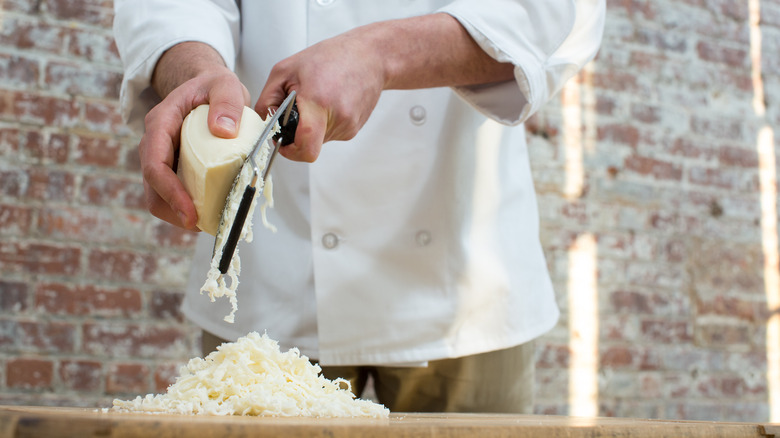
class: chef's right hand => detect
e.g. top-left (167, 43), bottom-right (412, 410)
top-left (139, 43), bottom-right (250, 231)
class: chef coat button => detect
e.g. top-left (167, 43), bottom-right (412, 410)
top-left (322, 233), bottom-right (339, 249)
top-left (409, 105), bottom-right (426, 125)
top-left (415, 230), bottom-right (432, 247)
top-left (316, 0), bottom-right (334, 6)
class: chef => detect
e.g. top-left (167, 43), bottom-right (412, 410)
top-left (112, 0), bottom-right (605, 413)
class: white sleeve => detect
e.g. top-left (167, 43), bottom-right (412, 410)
top-left (112, 0), bottom-right (241, 130)
top-left (438, 0), bottom-right (606, 125)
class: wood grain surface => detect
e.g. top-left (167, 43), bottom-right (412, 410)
top-left (1, 405), bottom-right (779, 438)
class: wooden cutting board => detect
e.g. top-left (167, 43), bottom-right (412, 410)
top-left (1, 405), bottom-right (778, 438)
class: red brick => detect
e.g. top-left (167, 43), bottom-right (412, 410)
top-left (45, 61), bottom-right (121, 100)
top-left (154, 363), bottom-right (180, 392)
top-left (634, 28), bottom-right (687, 52)
top-left (631, 103), bottom-right (661, 124)
top-left (150, 290), bottom-right (185, 322)
top-left (591, 70), bottom-right (640, 93)
top-left (0, 169), bottom-right (24, 198)
top-left (0, 90), bottom-right (80, 128)
top-left (87, 249), bottom-right (157, 283)
top-left (610, 290), bottom-right (654, 314)
top-left (34, 282), bottom-right (142, 317)
top-left (601, 346), bottom-right (636, 368)
top-left (0, 17), bottom-right (66, 53)
top-left (697, 296), bottom-right (759, 322)
top-left (0, 281), bottom-right (29, 313)
top-left (0, 205), bottom-right (34, 236)
top-left (524, 114), bottom-right (559, 140)
top-left (44, 0), bottom-right (115, 28)
top-left (83, 100), bottom-right (136, 137)
top-left (695, 323), bottom-right (753, 347)
top-left (2, 0), bottom-right (40, 13)
top-left (79, 175), bottom-right (146, 210)
top-left (666, 137), bottom-right (715, 160)
top-left (152, 222), bottom-right (199, 249)
top-left (690, 116), bottom-right (745, 141)
top-left (18, 320), bottom-right (76, 353)
top-left (24, 167), bottom-right (76, 201)
top-left (536, 344), bottom-right (570, 369)
top-left (73, 135), bottom-right (121, 167)
top-left (641, 319), bottom-right (693, 344)
top-left (608, 0), bottom-right (656, 19)
top-left (0, 320), bottom-right (18, 348)
top-left (0, 128), bottom-right (20, 155)
top-left (0, 54), bottom-right (39, 89)
top-left (23, 131), bottom-right (70, 164)
top-left (624, 155), bottom-right (683, 181)
top-left (598, 124), bottom-right (640, 148)
top-left (38, 206), bottom-right (147, 245)
top-left (718, 145), bottom-right (759, 168)
top-left (59, 360), bottom-right (103, 392)
top-left (107, 362), bottom-right (149, 395)
top-left (687, 166), bottom-right (756, 191)
top-left (7, 358), bottom-right (53, 389)
top-left (0, 242), bottom-right (81, 276)
top-left (68, 29), bottom-right (120, 64)
top-left (83, 323), bottom-right (191, 359)
top-left (697, 41), bottom-right (747, 68)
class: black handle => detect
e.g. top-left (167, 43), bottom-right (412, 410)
top-left (218, 185), bottom-right (257, 274)
top-left (273, 102), bottom-right (298, 146)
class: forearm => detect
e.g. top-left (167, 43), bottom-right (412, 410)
top-left (366, 13), bottom-right (515, 90)
top-left (151, 41), bottom-right (229, 98)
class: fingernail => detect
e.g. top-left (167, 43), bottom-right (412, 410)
top-left (216, 116), bottom-right (237, 133)
top-left (178, 210), bottom-right (188, 226)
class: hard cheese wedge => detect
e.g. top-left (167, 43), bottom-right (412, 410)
top-left (177, 105), bottom-right (266, 236)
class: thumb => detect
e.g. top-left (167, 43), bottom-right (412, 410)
top-left (278, 98), bottom-right (326, 163)
top-left (207, 80), bottom-right (251, 139)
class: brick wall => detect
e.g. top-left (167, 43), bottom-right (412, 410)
top-left (0, 0), bottom-right (198, 408)
top-left (0, 0), bottom-right (778, 422)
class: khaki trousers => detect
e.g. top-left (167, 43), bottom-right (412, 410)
top-left (202, 331), bottom-right (535, 414)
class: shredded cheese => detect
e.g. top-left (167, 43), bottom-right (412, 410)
top-left (201, 119), bottom-right (277, 324)
top-left (112, 332), bottom-right (389, 418)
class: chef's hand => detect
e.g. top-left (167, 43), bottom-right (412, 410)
top-left (256, 14), bottom-right (515, 163)
top-left (256, 27), bottom-right (385, 163)
top-left (140, 42), bottom-right (250, 230)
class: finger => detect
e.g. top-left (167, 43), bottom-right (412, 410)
top-left (256, 73), bottom-right (290, 117)
top-left (140, 108), bottom-right (198, 228)
top-left (143, 179), bottom-right (199, 231)
top-left (207, 79), bottom-right (251, 139)
top-left (278, 98), bottom-right (326, 163)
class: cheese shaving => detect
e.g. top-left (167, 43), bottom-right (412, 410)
top-left (112, 332), bottom-right (389, 418)
top-left (201, 120), bottom-right (277, 324)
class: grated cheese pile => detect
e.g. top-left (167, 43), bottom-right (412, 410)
top-left (112, 332), bottom-right (389, 418)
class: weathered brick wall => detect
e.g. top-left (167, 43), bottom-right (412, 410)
top-left (0, 0), bottom-right (199, 407)
top-left (0, 0), bottom-right (778, 422)
top-left (532, 0), bottom-right (780, 422)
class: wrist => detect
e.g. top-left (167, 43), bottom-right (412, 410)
top-left (152, 41), bottom-right (231, 98)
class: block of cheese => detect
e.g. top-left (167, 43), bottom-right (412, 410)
top-left (111, 332), bottom-right (390, 418)
top-left (177, 104), bottom-right (266, 236)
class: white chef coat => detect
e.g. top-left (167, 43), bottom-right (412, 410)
top-left (113, 0), bottom-right (605, 365)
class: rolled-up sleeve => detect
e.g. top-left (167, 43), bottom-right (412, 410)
top-left (113, 0), bottom-right (241, 130)
top-left (439, 0), bottom-right (606, 125)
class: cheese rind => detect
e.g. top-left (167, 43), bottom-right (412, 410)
top-left (178, 105), bottom-right (265, 236)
